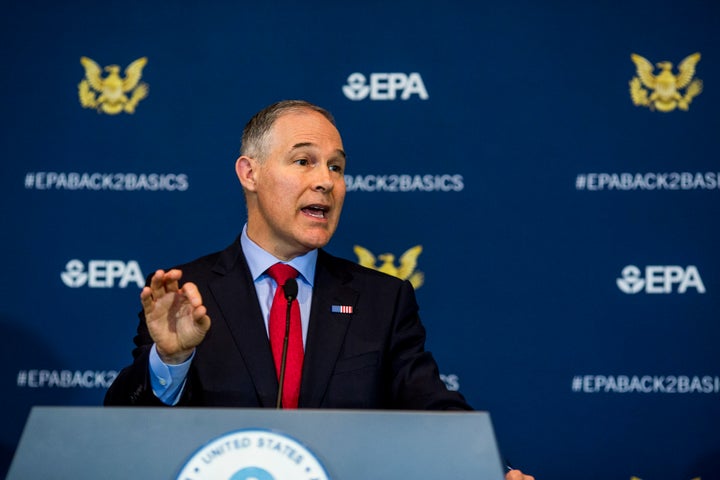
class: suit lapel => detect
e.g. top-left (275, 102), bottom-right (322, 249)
top-left (299, 250), bottom-right (358, 408)
top-left (207, 242), bottom-right (278, 407)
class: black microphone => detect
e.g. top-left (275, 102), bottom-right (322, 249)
top-left (283, 278), bottom-right (298, 302)
top-left (276, 277), bottom-right (298, 409)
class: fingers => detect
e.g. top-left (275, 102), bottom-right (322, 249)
top-left (140, 286), bottom-right (154, 311)
top-left (180, 282), bottom-right (212, 332)
top-left (164, 269), bottom-right (183, 287)
top-left (194, 311), bottom-right (212, 333)
top-left (148, 269), bottom-right (166, 298)
top-left (505, 470), bottom-right (534, 480)
top-left (145, 269), bottom-right (183, 299)
top-left (141, 269), bottom-right (186, 318)
top-left (180, 281), bottom-right (203, 308)
top-left (140, 272), bottom-right (211, 339)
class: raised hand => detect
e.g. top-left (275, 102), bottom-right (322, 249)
top-left (140, 269), bottom-right (211, 364)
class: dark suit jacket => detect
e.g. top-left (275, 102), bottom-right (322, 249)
top-left (104, 238), bottom-right (471, 410)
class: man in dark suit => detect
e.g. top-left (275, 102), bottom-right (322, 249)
top-left (105, 100), bottom-right (533, 480)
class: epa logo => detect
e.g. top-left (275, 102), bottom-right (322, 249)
top-left (616, 265), bottom-right (706, 294)
top-left (342, 72), bottom-right (429, 101)
top-left (61, 259), bottom-right (145, 288)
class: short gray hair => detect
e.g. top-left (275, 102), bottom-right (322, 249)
top-left (240, 100), bottom-right (336, 161)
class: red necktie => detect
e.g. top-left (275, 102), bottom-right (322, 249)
top-left (267, 263), bottom-right (303, 408)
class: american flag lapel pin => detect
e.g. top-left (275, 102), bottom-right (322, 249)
top-left (331, 305), bottom-right (353, 314)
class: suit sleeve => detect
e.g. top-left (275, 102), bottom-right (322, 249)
top-left (388, 280), bottom-right (473, 410)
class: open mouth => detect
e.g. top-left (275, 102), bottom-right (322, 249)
top-left (301, 205), bottom-right (329, 219)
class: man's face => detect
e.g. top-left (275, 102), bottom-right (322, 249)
top-left (242, 109), bottom-right (347, 260)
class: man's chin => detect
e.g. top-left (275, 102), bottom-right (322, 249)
top-left (298, 229), bottom-right (334, 251)
top-left (300, 236), bottom-right (332, 251)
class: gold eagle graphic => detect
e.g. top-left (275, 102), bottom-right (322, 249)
top-left (78, 56), bottom-right (149, 114)
top-left (629, 52), bottom-right (702, 112)
top-left (353, 245), bottom-right (425, 289)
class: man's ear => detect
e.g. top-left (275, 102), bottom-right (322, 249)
top-left (235, 155), bottom-right (258, 192)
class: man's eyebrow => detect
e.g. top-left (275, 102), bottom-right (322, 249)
top-left (291, 142), bottom-right (346, 159)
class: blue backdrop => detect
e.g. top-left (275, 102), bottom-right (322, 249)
top-left (2, 1), bottom-right (718, 478)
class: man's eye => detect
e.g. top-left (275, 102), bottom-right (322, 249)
top-left (329, 164), bottom-right (344, 173)
top-left (295, 159), bottom-right (309, 166)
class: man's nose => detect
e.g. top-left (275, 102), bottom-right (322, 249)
top-left (312, 165), bottom-right (334, 192)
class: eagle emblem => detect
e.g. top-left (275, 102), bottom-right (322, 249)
top-left (353, 245), bottom-right (425, 289)
top-left (78, 56), bottom-right (149, 114)
top-left (629, 52), bottom-right (703, 112)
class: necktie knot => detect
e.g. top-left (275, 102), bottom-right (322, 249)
top-left (267, 263), bottom-right (299, 287)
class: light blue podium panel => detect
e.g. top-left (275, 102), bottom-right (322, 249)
top-left (7, 406), bottom-right (506, 480)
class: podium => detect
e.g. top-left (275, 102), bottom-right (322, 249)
top-left (7, 406), bottom-right (506, 479)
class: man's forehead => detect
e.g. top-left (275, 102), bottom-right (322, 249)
top-left (290, 141), bottom-right (347, 159)
top-left (270, 111), bottom-right (344, 151)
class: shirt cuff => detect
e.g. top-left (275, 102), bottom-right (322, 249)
top-left (149, 344), bottom-right (194, 405)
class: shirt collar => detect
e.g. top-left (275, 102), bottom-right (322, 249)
top-left (240, 224), bottom-right (317, 287)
